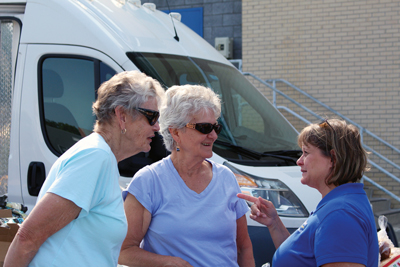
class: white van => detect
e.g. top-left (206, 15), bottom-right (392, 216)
top-left (0, 0), bottom-right (320, 265)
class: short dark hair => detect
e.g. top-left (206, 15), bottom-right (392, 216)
top-left (298, 119), bottom-right (369, 186)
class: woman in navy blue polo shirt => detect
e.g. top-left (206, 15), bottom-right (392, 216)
top-left (239, 119), bottom-right (379, 267)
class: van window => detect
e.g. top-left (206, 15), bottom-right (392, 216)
top-left (127, 52), bottom-right (300, 165)
top-left (40, 57), bottom-right (116, 155)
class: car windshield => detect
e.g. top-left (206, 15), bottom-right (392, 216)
top-left (127, 52), bottom-right (300, 165)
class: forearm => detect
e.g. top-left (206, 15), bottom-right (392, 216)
top-left (267, 218), bottom-right (290, 249)
top-left (237, 243), bottom-right (255, 267)
top-left (4, 234), bottom-right (40, 267)
top-left (4, 193), bottom-right (80, 267)
top-left (119, 246), bottom-right (183, 267)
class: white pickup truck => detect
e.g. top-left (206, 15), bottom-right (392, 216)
top-left (0, 0), bottom-right (321, 265)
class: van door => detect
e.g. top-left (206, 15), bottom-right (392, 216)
top-left (8, 44), bottom-right (123, 211)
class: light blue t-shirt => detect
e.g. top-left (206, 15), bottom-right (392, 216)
top-left (123, 156), bottom-right (249, 267)
top-left (30, 133), bottom-right (128, 267)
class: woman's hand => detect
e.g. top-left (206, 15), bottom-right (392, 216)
top-left (237, 194), bottom-right (278, 227)
top-left (237, 193), bottom-right (290, 249)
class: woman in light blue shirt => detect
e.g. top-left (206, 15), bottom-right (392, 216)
top-left (119, 85), bottom-right (255, 267)
top-left (5, 71), bottom-right (165, 267)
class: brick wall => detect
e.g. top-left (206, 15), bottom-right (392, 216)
top-left (242, 0), bottom-right (400, 207)
top-left (147, 0), bottom-right (242, 59)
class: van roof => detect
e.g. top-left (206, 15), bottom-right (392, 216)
top-left (16, 0), bottom-right (226, 66)
top-left (0, 0), bottom-right (26, 3)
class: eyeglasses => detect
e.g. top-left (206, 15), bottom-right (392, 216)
top-left (185, 122), bottom-right (222, 135)
top-left (135, 107), bottom-right (160, 126)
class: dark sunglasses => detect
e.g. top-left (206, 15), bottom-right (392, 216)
top-left (319, 119), bottom-right (335, 133)
top-left (135, 107), bottom-right (160, 126)
top-left (319, 119), bottom-right (337, 155)
top-left (185, 122), bottom-right (222, 135)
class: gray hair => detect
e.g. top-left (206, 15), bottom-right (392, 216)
top-left (92, 70), bottom-right (165, 127)
top-left (159, 85), bottom-right (221, 152)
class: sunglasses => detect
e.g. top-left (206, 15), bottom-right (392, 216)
top-left (319, 119), bottom-right (337, 154)
top-left (319, 119), bottom-right (335, 134)
top-left (185, 122), bottom-right (222, 135)
top-left (135, 107), bottom-right (160, 126)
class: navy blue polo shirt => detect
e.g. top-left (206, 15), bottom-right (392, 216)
top-left (272, 183), bottom-right (379, 267)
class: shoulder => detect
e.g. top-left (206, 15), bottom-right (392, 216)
top-left (317, 208), bottom-right (373, 238)
top-left (79, 133), bottom-right (112, 155)
top-left (208, 159), bottom-right (234, 175)
top-left (315, 191), bottom-right (373, 229)
top-left (123, 157), bottom-right (172, 201)
top-left (136, 156), bottom-right (170, 176)
top-left (208, 161), bottom-right (240, 188)
top-left (61, 133), bottom-right (112, 161)
top-left (61, 146), bottom-right (111, 170)
top-left (325, 193), bottom-right (369, 217)
top-left (130, 157), bottom-right (172, 185)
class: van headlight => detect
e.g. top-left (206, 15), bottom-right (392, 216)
top-left (224, 162), bottom-right (309, 217)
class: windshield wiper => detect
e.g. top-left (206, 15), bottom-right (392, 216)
top-left (214, 140), bottom-right (298, 164)
top-left (215, 140), bottom-right (262, 160)
top-left (263, 150), bottom-right (302, 158)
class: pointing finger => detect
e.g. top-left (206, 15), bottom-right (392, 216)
top-left (237, 193), bottom-right (258, 203)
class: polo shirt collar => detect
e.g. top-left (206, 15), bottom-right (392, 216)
top-left (313, 183), bottom-right (364, 213)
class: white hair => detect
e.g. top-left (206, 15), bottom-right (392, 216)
top-left (159, 85), bottom-right (221, 152)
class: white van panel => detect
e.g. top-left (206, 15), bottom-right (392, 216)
top-left (8, 44), bottom-right (124, 212)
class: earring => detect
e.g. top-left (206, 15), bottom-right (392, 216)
top-left (121, 128), bottom-right (126, 134)
top-left (176, 146), bottom-right (180, 152)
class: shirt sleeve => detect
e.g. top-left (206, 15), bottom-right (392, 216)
top-left (315, 209), bottom-right (369, 266)
top-left (222, 166), bottom-right (249, 219)
top-left (236, 198), bottom-right (249, 219)
top-left (47, 148), bottom-right (111, 217)
top-left (123, 166), bottom-right (155, 214)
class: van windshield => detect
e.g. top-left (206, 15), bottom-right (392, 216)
top-left (127, 52), bottom-right (300, 165)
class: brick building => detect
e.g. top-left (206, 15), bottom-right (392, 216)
top-left (242, 0), bottom-right (400, 207)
